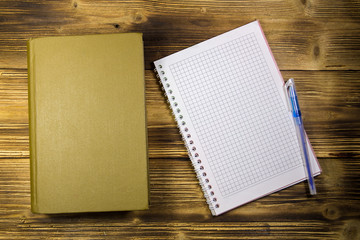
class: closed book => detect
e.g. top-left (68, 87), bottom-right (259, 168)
top-left (27, 33), bottom-right (149, 214)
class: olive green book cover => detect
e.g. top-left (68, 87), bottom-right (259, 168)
top-left (27, 33), bottom-right (149, 214)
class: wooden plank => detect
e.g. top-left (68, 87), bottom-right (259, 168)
top-left (0, 221), bottom-right (344, 239)
top-left (1, 0), bottom-right (359, 21)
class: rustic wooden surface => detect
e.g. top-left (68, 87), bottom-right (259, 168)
top-left (1, 0), bottom-right (360, 239)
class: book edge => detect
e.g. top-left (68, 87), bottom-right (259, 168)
top-left (139, 33), bottom-right (151, 210)
top-left (27, 38), bottom-right (39, 213)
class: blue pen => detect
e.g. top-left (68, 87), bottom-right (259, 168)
top-left (285, 78), bottom-right (317, 195)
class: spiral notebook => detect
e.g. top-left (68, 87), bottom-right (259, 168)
top-left (154, 21), bottom-right (321, 216)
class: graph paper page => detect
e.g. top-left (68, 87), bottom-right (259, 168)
top-left (154, 21), bottom-right (320, 216)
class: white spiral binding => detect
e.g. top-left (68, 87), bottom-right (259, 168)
top-left (155, 65), bottom-right (220, 214)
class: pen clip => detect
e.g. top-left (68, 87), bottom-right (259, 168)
top-left (284, 78), bottom-right (294, 112)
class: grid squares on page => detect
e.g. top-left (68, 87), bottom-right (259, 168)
top-left (169, 33), bottom-right (302, 197)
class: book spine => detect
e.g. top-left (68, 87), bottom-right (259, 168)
top-left (27, 39), bottom-right (38, 213)
top-left (154, 65), bottom-right (218, 215)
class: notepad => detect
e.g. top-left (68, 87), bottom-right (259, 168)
top-left (154, 21), bottom-right (321, 216)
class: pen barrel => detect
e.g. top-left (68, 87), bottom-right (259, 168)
top-left (294, 117), bottom-right (317, 195)
top-left (289, 86), bottom-right (301, 118)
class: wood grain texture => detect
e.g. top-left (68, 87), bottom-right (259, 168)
top-left (1, 0), bottom-right (360, 239)
top-left (1, 1), bottom-right (360, 70)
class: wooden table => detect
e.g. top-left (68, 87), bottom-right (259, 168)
top-left (1, 1), bottom-right (359, 239)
